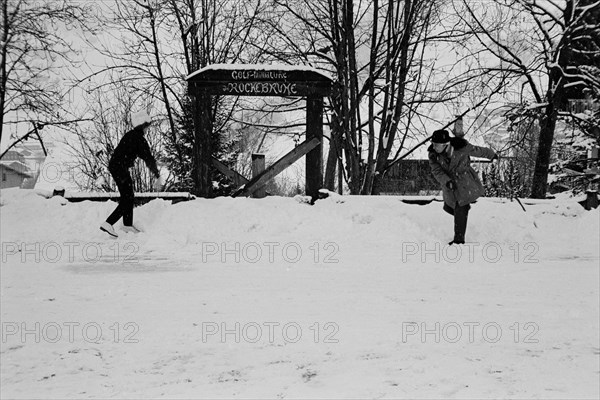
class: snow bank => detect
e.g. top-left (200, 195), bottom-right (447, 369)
top-left (1, 188), bottom-right (597, 262)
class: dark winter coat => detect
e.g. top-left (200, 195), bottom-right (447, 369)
top-left (109, 126), bottom-right (159, 177)
top-left (428, 138), bottom-right (496, 207)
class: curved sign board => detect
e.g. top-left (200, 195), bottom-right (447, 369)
top-left (186, 64), bottom-right (332, 97)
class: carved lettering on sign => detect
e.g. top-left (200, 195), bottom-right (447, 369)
top-left (225, 82), bottom-right (298, 96)
top-left (231, 70), bottom-right (288, 80)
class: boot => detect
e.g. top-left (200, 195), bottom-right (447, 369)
top-left (122, 224), bottom-right (143, 233)
top-left (100, 222), bottom-right (118, 238)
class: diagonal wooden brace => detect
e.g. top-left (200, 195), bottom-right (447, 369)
top-left (211, 157), bottom-right (249, 188)
top-left (232, 138), bottom-right (321, 198)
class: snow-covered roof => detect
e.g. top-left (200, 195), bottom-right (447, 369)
top-left (0, 160), bottom-right (32, 177)
top-left (186, 63), bottom-right (332, 81)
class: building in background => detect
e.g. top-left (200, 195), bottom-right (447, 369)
top-left (379, 159), bottom-right (441, 195)
top-left (0, 151), bottom-right (32, 188)
top-left (0, 141), bottom-right (52, 189)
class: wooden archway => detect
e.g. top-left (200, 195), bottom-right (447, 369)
top-left (186, 64), bottom-right (332, 199)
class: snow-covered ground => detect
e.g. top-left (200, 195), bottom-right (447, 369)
top-left (1, 188), bottom-right (598, 399)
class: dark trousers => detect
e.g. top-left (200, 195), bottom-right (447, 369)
top-left (443, 202), bottom-right (470, 242)
top-left (106, 166), bottom-right (134, 226)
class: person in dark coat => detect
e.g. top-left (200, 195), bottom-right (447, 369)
top-left (428, 129), bottom-right (498, 245)
top-left (100, 111), bottom-right (162, 238)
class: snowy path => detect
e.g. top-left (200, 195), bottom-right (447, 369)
top-left (1, 190), bottom-right (599, 398)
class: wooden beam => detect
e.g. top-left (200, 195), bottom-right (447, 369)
top-left (211, 157), bottom-right (249, 187)
top-left (42, 191), bottom-right (195, 205)
top-left (232, 138), bottom-right (321, 198)
top-left (251, 154), bottom-right (266, 198)
top-left (306, 95), bottom-right (324, 199)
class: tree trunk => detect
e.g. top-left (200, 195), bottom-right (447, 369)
top-left (530, 101), bottom-right (558, 198)
top-left (370, 0), bottom-right (414, 195)
top-left (372, 164), bottom-right (390, 195)
top-left (361, 0), bottom-right (379, 195)
top-left (324, 129), bottom-right (340, 191)
top-left (344, 0), bottom-right (363, 195)
top-left (531, 29), bottom-right (570, 199)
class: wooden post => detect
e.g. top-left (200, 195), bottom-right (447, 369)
top-left (589, 146), bottom-right (599, 169)
top-left (585, 190), bottom-right (599, 210)
top-left (52, 186), bottom-right (65, 197)
top-left (251, 153), bottom-right (266, 198)
top-left (191, 92), bottom-right (213, 198)
top-left (306, 95), bottom-right (323, 200)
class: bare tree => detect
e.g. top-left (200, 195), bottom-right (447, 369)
top-left (79, 0), bottom-right (275, 196)
top-left (364, 0), bottom-right (442, 194)
top-left (457, 0), bottom-right (600, 198)
top-left (167, 0), bottom-right (281, 196)
top-left (0, 0), bottom-right (89, 150)
top-left (82, 0), bottom-right (184, 159)
top-left (63, 81), bottom-right (162, 192)
top-left (263, 0), bottom-right (502, 194)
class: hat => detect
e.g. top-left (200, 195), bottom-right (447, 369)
top-left (131, 111), bottom-right (152, 128)
top-left (431, 129), bottom-right (450, 144)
